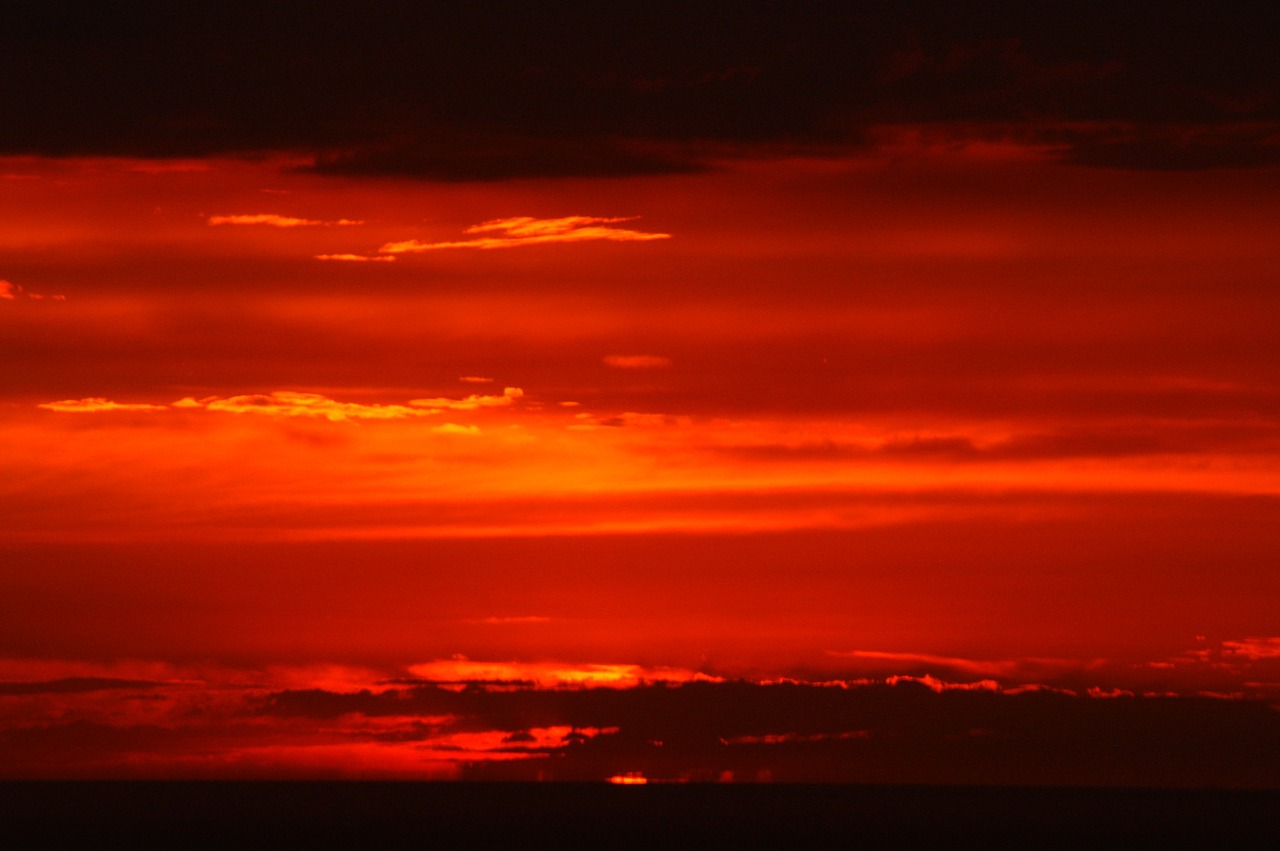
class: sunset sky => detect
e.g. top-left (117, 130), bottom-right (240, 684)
top-left (3, 4), bottom-right (1278, 784)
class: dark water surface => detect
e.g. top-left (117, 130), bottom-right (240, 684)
top-left (2, 782), bottom-right (1276, 847)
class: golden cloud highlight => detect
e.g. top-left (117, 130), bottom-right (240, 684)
top-left (184, 392), bottom-right (435, 422)
top-left (39, 389), bottom-right (525, 423)
top-left (208, 214), bottom-right (363, 227)
top-left (314, 253), bottom-right (395, 262)
top-left (38, 397), bottom-right (168, 413)
top-left (406, 659), bottom-right (719, 689)
top-left (410, 387), bottom-right (523, 411)
top-left (378, 216), bottom-right (670, 254)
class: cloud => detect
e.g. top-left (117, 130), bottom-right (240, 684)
top-left (409, 387), bottom-right (523, 411)
top-left (431, 423), bottom-right (481, 436)
top-left (829, 650), bottom-right (1022, 678)
top-left (306, 133), bottom-right (710, 181)
top-left (314, 253), bottom-right (395, 262)
top-left (378, 217), bottom-right (670, 254)
top-left (207, 214), bottom-right (363, 227)
top-left (822, 650), bottom-right (1127, 692)
top-left (603, 354), bottom-right (672, 369)
top-left (5, 7), bottom-right (1280, 175)
top-left (458, 376), bottom-right (494, 384)
top-left (568, 411), bottom-right (683, 429)
top-left (0, 677), bottom-right (172, 697)
top-left (259, 676), bottom-right (1280, 787)
top-left (37, 397), bottom-right (168, 413)
top-left (404, 659), bottom-right (717, 689)
top-left (185, 392), bottom-right (436, 422)
top-left (1, 279), bottom-right (65, 301)
top-left (39, 389), bottom-right (526, 423)
top-left (719, 425), bottom-right (1237, 465)
top-left (1222, 637), bottom-right (1280, 660)
top-left (5, 656), bottom-right (1279, 786)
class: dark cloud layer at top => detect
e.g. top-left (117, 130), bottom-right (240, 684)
top-left (4, 2), bottom-right (1278, 177)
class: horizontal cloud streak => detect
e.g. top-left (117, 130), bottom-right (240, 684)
top-left (38, 397), bottom-right (167, 413)
top-left (409, 387), bottom-right (523, 411)
top-left (379, 216), bottom-right (669, 254)
top-left (208, 214), bottom-right (363, 227)
top-left (1, 279), bottom-right (65, 301)
top-left (38, 389), bottom-right (526, 423)
top-left (194, 392), bottom-right (433, 422)
top-left (314, 253), bottom-right (395, 262)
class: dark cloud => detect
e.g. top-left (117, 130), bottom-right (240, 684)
top-left (304, 135), bottom-right (708, 182)
top-left (260, 679), bottom-right (1280, 787)
top-left (4, 3), bottom-right (1278, 176)
top-left (0, 677), bottom-right (169, 697)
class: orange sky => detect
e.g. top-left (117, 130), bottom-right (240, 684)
top-left (3, 143), bottom-right (1279, 782)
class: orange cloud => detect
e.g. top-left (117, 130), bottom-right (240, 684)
top-left (39, 389), bottom-right (527, 423)
top-left (314, 253), bottom-right (395, 262)
top-left (378, 216), bottom-right (670, 254)
top-left (406, 659), bottom-right (718, 688)
top-left (431, 423), bottom-right (481, 435)
top-left (207, 213), bottom-right (363, 227)
top-left (458, 376), bottom-right (494, 384)
top-left (1, 279), bottom-right (65, 301)
top-left (184, 392), bottom-right (436, 422)
top-left (37, 397), bottom-right (167, 413)
top-left (409, 387), bottom-right (523, 411)
top-left (603, 354), bottom-right (672, 369)
top-left (883, 674), bottom-right (1003, 693)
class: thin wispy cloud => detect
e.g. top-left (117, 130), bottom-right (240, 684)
top-left (37, 397), bottom-right (167, 413)
top-left (190, 392), bottom-right (431, 422)
top-left (314, 253), bottom-right (395, 262)
top-left (1, 279), bottom-right (65, 301)
top-left (37, 389), bottom-right (525, 423)
top-left (828, 649), bottom-right (1023, 678)
top-left (410, 387), bottom-right (523, 411)
top-left (431, 423), bottom-right (481, 435)
top-left (207, 213), bottom-right (363, 227)
top-left (1222, 637), bottom-right (1280, 660)
top-left (603, 354), bottom-right (672, 369)
top-left (379, 216), bottom-right (670, 254)
top-left (568, 411), bottom-right (683, 429)
top-left (405, 658), bottom-right (716, 688)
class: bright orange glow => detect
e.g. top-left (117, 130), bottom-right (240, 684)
top-left (608, 772), bottom-right (649, 785)
top-left (406, 659), bottom-right (719, 688)
top-left (2, 148), bottom-right (1278, 783)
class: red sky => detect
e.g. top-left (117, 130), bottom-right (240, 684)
top-left (2, 5), bottom-right (1279, 784)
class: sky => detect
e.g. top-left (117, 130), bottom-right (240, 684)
top-left (2, 3), bottom-right (1279, 784)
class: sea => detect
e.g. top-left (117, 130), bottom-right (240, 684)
top-left (2, 781), bottom-right (1276, 847)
